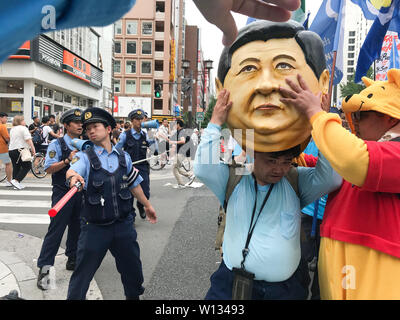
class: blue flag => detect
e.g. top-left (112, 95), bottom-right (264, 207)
top-left (352, 0), bottom-right (400, 82)
top-left (351, 0), bottom-right (400, 31)
top-left (309, 0), bottom-right (346, 85)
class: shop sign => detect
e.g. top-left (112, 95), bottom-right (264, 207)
top-left (11, 101), bottom-right (22, 112)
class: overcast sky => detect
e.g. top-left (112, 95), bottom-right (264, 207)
top-left (184, 0), bottom-right (323, 84)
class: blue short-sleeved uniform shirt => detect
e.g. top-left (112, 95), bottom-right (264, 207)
top-left (70, 144), bottom-right (143, 190)
top-left (44, 134), bottom-right (75, 170)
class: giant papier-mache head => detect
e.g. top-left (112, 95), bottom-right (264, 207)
top-left (216, 20), bottom-right (330, 153)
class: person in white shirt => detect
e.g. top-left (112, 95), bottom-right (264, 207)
top-left (156, 118), bottom-right (170, 163)
top-left (8, 115), bottom-right (36, 189)
top-left (38, 116), bottom-right (60, 154)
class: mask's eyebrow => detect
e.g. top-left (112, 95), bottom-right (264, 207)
top-left (239, 57), bottom-right (261, 66)
top-left (272, 54), bottom-right (296, 63)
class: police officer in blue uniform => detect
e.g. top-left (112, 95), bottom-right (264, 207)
top-left (66, 107), bottom-right (157, 300)
top-left (116, 109), bottom-right (153, 220)
top-left (37, 108), bottom-right (83, 290)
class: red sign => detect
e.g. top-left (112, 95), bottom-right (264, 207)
top-left (62, 50), bottom-right (91, 83)
top-left (113, 96), bottom-right (119, 113)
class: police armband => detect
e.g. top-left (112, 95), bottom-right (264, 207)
top-left (126, 167), bottom-right (139, 188)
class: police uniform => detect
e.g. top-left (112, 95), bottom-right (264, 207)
top-left (37, 108), bottom-right (83, 290)
top-left (67, 107), bottom-right (145, 300)
top-left (115, 109), bottom-right (152, 219)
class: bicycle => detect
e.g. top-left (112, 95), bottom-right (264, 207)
top-left (31, 152), bottom-right (47, 178)
top-left (148, 150), bottom-right (169, 171)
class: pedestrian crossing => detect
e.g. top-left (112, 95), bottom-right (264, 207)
top-left (0, 167), bottom-right (183, 225)
top-left (0, 181), bottom-right (52, 225)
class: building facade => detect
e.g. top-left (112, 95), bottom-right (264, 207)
top-left (0, 27), bottom-right (106, 126)
top-left (112, 0), bottom-right (186, 120)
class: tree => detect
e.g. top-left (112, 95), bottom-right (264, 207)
top-left (339, 67), bottom-right (374, 98)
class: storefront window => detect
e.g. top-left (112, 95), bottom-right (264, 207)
top-left (71, 96), bottom-right (80, 106)
top-left (34, 100), bottom-right (42, 118)
top-left (44, 87), bottom-right (53, 99)
top-left (80, 99), bottom-right (87, 107)
top-left (0, 80), bottom-right (24, 94)
top-left (34, 83), bottom-right (43, 97)
top-left (54, 90), bottom-right (63, 102)
top-left (0, 98), bottom-right (23, 117)
top-left (64, 94), bottom-right (72, 104)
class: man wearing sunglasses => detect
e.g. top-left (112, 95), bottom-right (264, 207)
top-left (280, 69), bottom-right (400, 299)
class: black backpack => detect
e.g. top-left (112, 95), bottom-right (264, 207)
top-left (32, 125), bottom-right (45, 145)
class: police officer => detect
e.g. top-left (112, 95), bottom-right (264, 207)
top-left (37, 108), bottom-right (83, 290)
top-left (116, 109), bottom-right (153, 220)
top-left (66, 107), bottom-right (157, 300)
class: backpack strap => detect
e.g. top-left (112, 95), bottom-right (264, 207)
top-left (223, 159), bottom-right (244, 212)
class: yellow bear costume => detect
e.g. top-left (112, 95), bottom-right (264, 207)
top-left (309, 69), bottom-right (400, 299)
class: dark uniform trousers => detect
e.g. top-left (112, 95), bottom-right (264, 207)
top-left (67, 148), bottom-right (144, 300)
top-left (124, 130), bottom-right (150, 214)
top-left (37, 138), bottom-right (81, 268)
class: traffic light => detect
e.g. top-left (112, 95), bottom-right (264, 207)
top-left (154, 84), bottom-right (162, 98)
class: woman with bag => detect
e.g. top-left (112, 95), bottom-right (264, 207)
top-left (8, 115), bottom-right (35, 190)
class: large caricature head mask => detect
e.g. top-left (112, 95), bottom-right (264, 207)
top-left (216, 20), bottom-right (329, 153)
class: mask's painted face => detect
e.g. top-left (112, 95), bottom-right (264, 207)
top-left (218, 38), bottom-right (329, 153)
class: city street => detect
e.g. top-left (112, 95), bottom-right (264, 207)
top-left (0, 164), bottom-right (222, 300)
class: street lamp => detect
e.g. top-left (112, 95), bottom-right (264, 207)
top-left (202, 59), bottom-right (213, 111)
top-left (181, 59), bottom-right (193, 128)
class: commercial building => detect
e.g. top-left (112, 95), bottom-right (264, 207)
top-left (0, 27), bottom-right (108, 125)
top-left (112, 0), bottom-right (187, 120)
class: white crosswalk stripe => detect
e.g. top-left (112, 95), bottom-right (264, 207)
top-left (0, 182), bottom-right (52, 225)
top-left (0, 168), bottom-right (176, 225)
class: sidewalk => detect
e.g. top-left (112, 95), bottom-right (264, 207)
top-left (0, 230), bottom-right (102, 300)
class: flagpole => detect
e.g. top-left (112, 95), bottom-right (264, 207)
top-left (328, 51), bottom-right (337, 105)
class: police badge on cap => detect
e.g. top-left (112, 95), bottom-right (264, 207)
top-left (81, 107), bottom-right (116, 129)
top-left (60, 108), bottom-right (82, 124)
top-left (128, 109), bottom-right (145, 120)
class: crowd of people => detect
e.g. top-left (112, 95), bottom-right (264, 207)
top-left (0, 113), bottom-right (61, 190)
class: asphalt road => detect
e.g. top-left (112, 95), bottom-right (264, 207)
top-left (0, 166), bottom-right (222, 300)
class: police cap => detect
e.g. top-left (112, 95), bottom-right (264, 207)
top-left (128, 109), bottom-right (145, 120)
top-left (81, 107), bottom-right (116, 129)
top-left (60, 108), bottom-right (82, 124)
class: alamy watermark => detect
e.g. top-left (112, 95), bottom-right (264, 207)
top-left (41, 5), bottom-right (56, 30)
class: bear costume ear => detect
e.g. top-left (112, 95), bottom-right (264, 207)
top-left (362, 76), bottom-right (374, 87)
top-left (387, 69), bottom-right (400, 88)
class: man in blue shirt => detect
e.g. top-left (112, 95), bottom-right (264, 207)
top-left (194, 89), bottom-right (342, 300)
top-left (37, 108), bottom-right (83, 290)
top-left (65, 107), bottom-right (157, 300)
top-left (116, 109), bottom-right (153, 220)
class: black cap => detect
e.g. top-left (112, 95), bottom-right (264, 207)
top-left (81, 107), bottom-right (116, 129)
top-left (60, 108), bottom-right (82, 124)
top-left (0, 112), bottom-right (8, 117)
top-left (128, 109), bottom-right (145, 120)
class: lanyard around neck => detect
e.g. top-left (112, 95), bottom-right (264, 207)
top-left (240, 178), bottom-right (275, 270)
